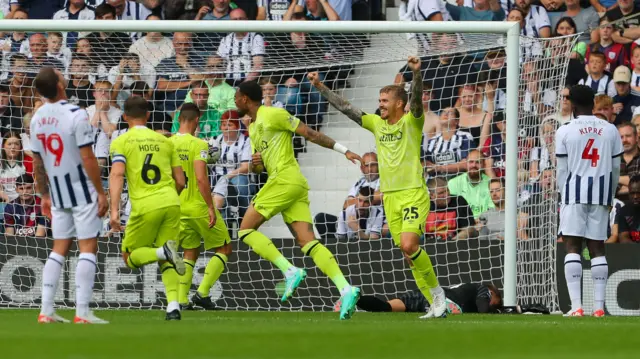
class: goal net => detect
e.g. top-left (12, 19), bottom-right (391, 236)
top-left (0, 21), bottom-right (576, 313)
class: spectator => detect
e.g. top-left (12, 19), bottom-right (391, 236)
top-left (0, 8), bottom-right (29, 57)
top-left (457, 84), bottom-right (492, 149)
top-left (267, 12), bottom-right (328, 128)
top-left (422, 107), bottom-right (473, 180)
top-left (529, 117), bottom-right (557, 182)
top-left (129, 80), bottom-right (172, 128)
top-left (446, 0), bottom-right (505, 21)
top-left (578, 51), bottom-right (616, 98)
top-left (586, 17), bottom-right (628, 75)
top-left (593, 94), bottom-right (615, 123)
top-left (196, 0), bottom-right (235, 20)
top-left (607, 197), bottom-right (625, 243)
top-left (85, 3), bottom-right (133, 68)
top-left (397, 0), bottom-right (449, 24)
top-left (258, 0), bottom-right (303, 20)
top-left (27, 33), bottom-right (65, 71)
top-left (51, 0), bottom-right (94, 50)
top-left (73, 37), bottom-right (108, 81)
top-left (315, 152), bottom-right (382, 237)
top-left (0, 131), bottom-right (26, 203)
top-left (549, 0), bottom-right (597, 44)
top-left (173, 80), bottom-right (223, 138)
top-left (155, 32), bottom-right (206, 114)
top-left (618, 122), bottom-right (640, 201)
top-left (217, 8), bottom-right (265, 86)
top-left (508, 6), bottom-right (542, 61)
top-left (557, 86), bottom-right (572, 124)
top-left (520, 168), bottom-right (556, 240)
top-left (631, 47), bottom-right (640, 92)
top-left (0, 83), bottom-right (21, 136)
top-left (615, 176), bottom-right (640, 242)
top-left (8, 54), bottom-right (32, 115)
top-left (336, 186), bottom-right (384, 240)
top-left (421, 82), bottom-right (441, 139)
top-left (183, 55), bottom-right (236, 115)
top-left (109, 52), bottom-right (156, 107)
top-left (482, 111), bottom-right (509, 178)
top-left (66, 53), bottom-right (95, 108)
top-left (259, 77), bottom-right (284, 108)
top-left (106, 0), bottom-right (154, 41)
top-left (633, 113), bottom-right (640, 134)
top-left (46, 32), bottom-right (72, 72)
top-left (9, 0), bottom-right (64, 19)
top-left (553, 16), bottom-right (587, 62)
top-left (284, 0), bottom-right (340, 20)
top-left (395, 33), bottom-right (473, 113)
top-left (482, 70), bottom-right (506, 113)
top-left (612, 66), bottom-right (640, 124)
top-left (607, 0), bottom-right (640, 45)
top-left (86, 80), bottom-right (122, 138)
top-left (128, 14), bottom-right (175, 70)
top-left (448, 149), bottom-right (494, 218)
top-left (425, 177), bottom-right (476, 241)
top-left (3, 173), bottom-right (46, 237)
top-left (207, 109), bottom-right (253, 215)
top-left (517, 0), bottom-right (551, 38)
top-left (479, 178), bottom-right (514, 240)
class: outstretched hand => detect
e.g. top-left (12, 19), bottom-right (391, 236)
top-left (345, 150), bottom-right (362, 165)
top-left (407, 56), bottom-right (421, 72)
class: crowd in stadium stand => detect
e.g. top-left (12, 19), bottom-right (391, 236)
top-left (0, 0), bottom-right (638, 243)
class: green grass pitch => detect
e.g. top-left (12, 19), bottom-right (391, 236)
top-left (1, 310), bottom-right (638, 359)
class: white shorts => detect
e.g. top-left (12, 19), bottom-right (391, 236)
top-left (51, 201), bottom-right (103, 240)
top-left (212, 176), bottom-right (229, 198)
top-left (559, 203), bottom-right (610, 241)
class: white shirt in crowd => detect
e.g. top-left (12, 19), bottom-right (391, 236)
top-left (337, 204), bottom-right (384, 240)
top-left (107, 63), bottom-right (157, 89)
top-left (258, 0), bottom-right (304, 21)
top-left (0, 162), bottom-right (26, 202)
top-left (348, 176), bottom-right (380, 198)
top-left (52, 4), bottom-right (94, 48)
top-left (129, 36), bottom-right (175, 69)
top-left (208, 133), bottom-right (252, 176)
top-left (29, 101), bottom-right (97, 209)
top-left (217, 32), bottom-right (266, 81)
top-left (531, 146), bottom-right (552, 174)
top-left (556, 115), bottom-right (623, 206)
top-left (578, 74), bottom-right (616, 98)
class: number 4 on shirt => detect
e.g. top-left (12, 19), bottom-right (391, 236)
top-left (581, 139), bottom-right (600, 167)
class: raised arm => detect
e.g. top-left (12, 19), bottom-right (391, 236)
top-left (307, 72), bottom-right (364, 126)
top-left (407, 56), bottom-right (424, 118)
top-left (294, 121), bottom-right (362, 164)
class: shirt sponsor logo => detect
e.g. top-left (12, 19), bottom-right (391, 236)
top-left (379, 131), bottom-right (403, 142)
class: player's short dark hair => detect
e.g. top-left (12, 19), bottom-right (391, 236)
top-left (34, 67), bottom-right (60, 100)
top-left (617, 121), bottom-right (638, 136)
top-left (568, 85), bottom-right (595, 109)
top-left (124, 96), bottom-right (149, 119)
top-left (95, 3), bottom-right (116, 19)
top-left (238, 80), bottom-right (263, 102)
top-left (16, 173), bottom-right (34, 185)
top-left (630, 175), bottom-right (640, 187)
top-left (358, 186), bottom-right (374, 198)
top-left (179, 103), bottom-right (200, 122)
top-left (380, 85), bottom-right (408, 106)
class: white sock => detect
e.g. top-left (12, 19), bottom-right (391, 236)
top-left (591, 256), bottom-right (608, 312)
top-left (430, 286), bottom-right (445, 301)
top-left (339, 285), bottom-right (353, 297)
top-left (564, 253), bottom-right (583, 311)
top-left (40, 252), bottom-right (65, 316)
top-left (166, 301), bottom-right (180, 313)
top-left (284, 266), bottom-right (298, 278)
top-left (156, 247), bottom-right (167, 260)
top-left (75, 253), bottom-right (97, 318)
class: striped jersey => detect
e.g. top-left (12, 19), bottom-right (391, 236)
top-left (523, 5), bottom-right (550, 38)
top-left (30, 100), bottom-right (96, 209)
top-left (347, 176), bottom-right (380, 198)
top-left (217, 33), bottom-right (266, 82)
top-left (258, 0), bottom-right (304, 21)
top-left (578, 74), bottom-right (616, 97)
top-left (555, 115), bottom-right (623, 206)
top-left (421, 130), bottom-right (473, 165)
top-left (208, 133), bottom-right (251, 176)
top-left (337, 204), bottom-right (384, 240)
top-left (632, 71), bottom-right (640, 88)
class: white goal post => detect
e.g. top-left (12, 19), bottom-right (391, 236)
top-left (0, 19), bottom-right (573, 312)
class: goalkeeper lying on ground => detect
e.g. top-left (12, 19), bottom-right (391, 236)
top-left (353, 283), bottom-right (504, 314)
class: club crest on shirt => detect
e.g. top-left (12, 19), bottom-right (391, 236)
top-left (200, 150), bottom-right (207, 159)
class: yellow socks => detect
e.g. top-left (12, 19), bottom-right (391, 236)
top-left (410, 248), bottom-right (440, 295)
top-left (410, 265), bottom-right (433, 304)
top-left (197, 253), bottom-right (228, 297)
top-left (160, 262), bottom-right (179, 305)
top-left (179, 259), bottom-right (196, 305)
top-left (126, 247), bottom-right (160, 269)
top-left (240, 229), bottom-right (293, 273)
top-left (302, 240), bottom-right (349, 292)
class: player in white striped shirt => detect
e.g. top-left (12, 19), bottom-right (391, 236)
top-left (556, 85), bottom-right (623, 317)
top-left (30, 68), bottom-right (108, 324)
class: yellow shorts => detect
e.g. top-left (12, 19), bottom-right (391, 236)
top-left (180, 208), bottom-right (230, 250)
top-left (252, 179), bottom-right (312, 224)
top-left (122, 206), bottom-right (181, 253)
top-left (383, 187), bottom-right (429, 246)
